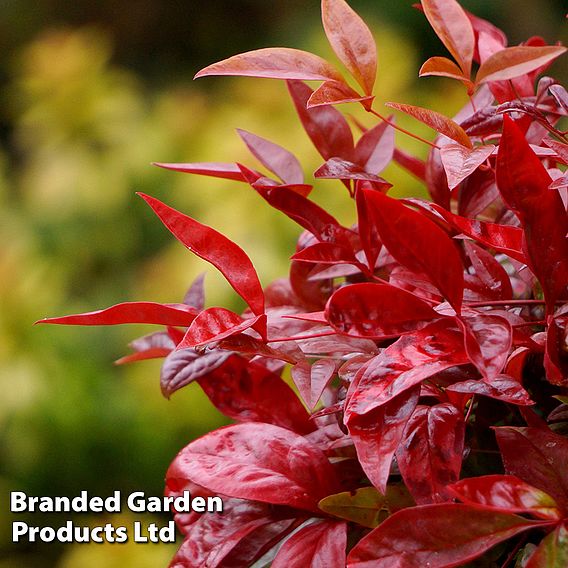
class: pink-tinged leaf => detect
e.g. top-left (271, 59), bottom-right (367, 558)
top-left (219, 333), bottom-right (299, 364)
top-left (446, 375), bottom-right (533, 406)
top-left (321, 0), bottom-right (377, 95)
top-left (291, 242), bottom-right (360, 266)
top-left (544, 139), bottom-right (568, 166)
top-left (138, 193), bottom-right (265, 315)
top-left (419, 56), bottom-right (471, 84)
top-left (458, 313), bottom-right (512, 380)
top-left (386, 102), bottom-right (472, 148)
top-left (196, 356), bottom-right (312, 433)
top-left (421, 0), bottom-right (475, 76)
top-left (183, 273), bottom-right (206, 311)
top-left (177, 308), bottom-right (265, 349)
top-left (345, 320), bottom-right (469, 418)
top-left (495, 427), bottom-right (568, 511)
top-left (525, 524), bottom-right (568, 568)
top-left (195, 47), bottom-right (344, 82)
top-left (363, 190), bottom-right (465, 312)
top-left (347, 504), bottom-right (549, 568)
top-left (153, 161), bottom-right (249, 182)
top-left (272, 520), bottom-right (347, 568)
top-left (448, 475), bottom-right (562, 520)
top-left (396, 404), bottom-right (465, 504)
top-left (326, 282), bottom-right (439, 339)
top-left (284, 311), bottom-right (327, 324)
top-left (160, 348), bottom-right (231, 398)
top-left (291, 359), bottom-right (337, 410)
top-left (354, 120), bottom-right (395, 174)
top-left (287, 80), bottom-right (354, 161)
top-left (307, 80), bottom-right (374, 109)
top-left (464, 241), bottom-right (513, 301)
top-left (496, 117), bottom-right (568, 312)
top-left (348, 388), bottom-right (420, 493)
top-left (466, 10), bottom-right (508, 63)
top-left (476, 45), bottom-right (567, 84)
top-left (167, 423), bottom-right (339, 512)
top-left (36, 301), bottom-right (197, 327)
top-left (392, 148), bottom-right (427, 181)
top-left (237, 129), bottom-right (303, 185)
top-left (315, 157), bottom-right (392, 185)
top-left (440, 144), bottom-right (495, 190)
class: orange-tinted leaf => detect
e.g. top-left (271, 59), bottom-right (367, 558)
top-left (476, 45), bottom-right (567, 84)
top-left (419, 56), bottom-right (471, 85)
top-left (195, 47), bottom-right (344, 82)
top-left (307, 81), bottom-right (374, 109)
top-left (386, 102), bottom-right (472, 148)
top-left (321, 0), bottom-right (377, 95)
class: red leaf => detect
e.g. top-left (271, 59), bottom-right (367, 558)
top-left (287, 80), bottom-right (354, 161)
top-left (496, 117), bottom-right (568, 312)
top-left (419, 56), bottom-right (471, 84)
top-left (321, 0), bottom-right (377, 95)
top-left (347, 504), bottom-right (549, 567)
top-left (363, 190), bottom-right (464, 312)
top-left (476, 45), bottom-right (567, 84)
top-left (495, 427), bottom-right (568, 511)
top-left (153, 162), bottom-right (248, 182)
top-left (325, 282), bottom-right (439, 339)
top-left (386, 102), bottom-right (472, 148)
top-left (195, 47), bottom-right (344, 82)
top-left (166, 423), bottom-right (339, 512)
top-left (448, 475), bottom-right (562, 520)
top-left (37, 301), bottom-right (197, 327)
top-left (291, 359), bottom-right (337, 409)
top-left (446, 375), bottom-right (533, 406)
top-left (307, 81), bottom-right (374, 109)
top-left (291, 242), bottom-right (360, 266)
top-left (464, 241), bottom-right (513, 301)
top-left (237, 129), bottom-right (304, 185)
top-left (393, 148), bottom-right (427, 181)
top-left (272, 520), bottom-right (347, 568)
top-left (545, 314), bottom-right (568, 386)
top-left (525, 523), bottom-right (568, 568)
top-left (396, 404), bottom-right (465, 504)
top-left (354, 120), bottom-right (395, 174)
top-left (315, 157), bottom-right (392, 186)
top-left (347, 388), bottom-right (420, 493)
top-left (139, 193), bottom-right (265, 315)
top-left (345, 320), bottom-right (469, 418)
top-left (458, 313), bottom-right (512, 380)
top-left (183, 273), bottom-right (206, 311)
top-left (115, 348), bottom-right (172, 365)
top-left (440, 144), bottom-right (495, 190)
top-left (421, 0), bottom-right (475, 77)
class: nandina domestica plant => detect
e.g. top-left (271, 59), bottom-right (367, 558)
top-left (39, 0), bottom-right (568, 566)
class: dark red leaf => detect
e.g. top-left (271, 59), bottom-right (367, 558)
top-left (166, 423), bottom-right (339, 511)
top-left (272, 520), bottom-right (347, 568)
top-left (440, 143), bottom-right (494, 190)
top-left (396, 403), bottom-right (465, 504)
top-left (347, 504), bottom-right (549, 567)
top-left (464, 241), bottom-right (513, 301)
top-left (392, 148), bottom-right (427, 181)
top-left (544, 314), bottom-right (568, 386)
top-left (315, 157), bottom-right (392, 186)
top-left (325, 282), bottom-right (439, 339)
top-left (291, 359), bottom-right (337, 409)
top-left (291, 242), bottom-right (360, 266)
top-left (448, 475), bottom-right (562, 520)
top-left (446, 375), bottom-right (533, 406)
top-left (354, 120), bottom-right (395, 174)
top-left (139, 193), bottom-right (265, 315)
top-left (495, 426), bottom-right (568, 511)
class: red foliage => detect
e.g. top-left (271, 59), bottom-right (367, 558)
top-left (39, 0), bottom-right (568, 565)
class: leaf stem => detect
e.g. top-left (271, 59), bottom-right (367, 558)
top-left (266, 330), bottom-right (337, 343)
top-left (368, 108), bottom-right (440, 149)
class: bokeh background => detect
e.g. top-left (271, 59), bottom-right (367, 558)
top-left (0, 1), bottom-right (565, 566)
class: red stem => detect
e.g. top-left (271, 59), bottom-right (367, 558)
top-left (368, 108), bottom-right (440, 149)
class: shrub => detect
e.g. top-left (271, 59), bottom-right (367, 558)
top-left (40, 0), bottom-right (568, 566)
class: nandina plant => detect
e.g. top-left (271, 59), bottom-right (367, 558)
top-left (40, 0), bottom-right (568, 566)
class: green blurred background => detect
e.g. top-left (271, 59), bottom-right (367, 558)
top-left (0, 1), bottom-right (565, 566)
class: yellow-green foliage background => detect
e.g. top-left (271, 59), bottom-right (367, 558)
top-left (0, 1), bottom-right (564, 566)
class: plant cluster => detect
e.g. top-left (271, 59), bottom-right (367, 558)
top-left (41, 0), bottom-right (568, 566)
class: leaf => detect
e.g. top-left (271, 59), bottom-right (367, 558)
top-left (446, 375), bottom-right (534, 406)
top-left (396, 403), bottom-right (465, 504)
top-left (440, 144), bottom-right (495, 190)
top-left (315, 157), bottom-right (392, 185)
top-left (291, 242), bottom-right (360, 266)
top-left (393, 148), bottom-right (427, 181)
top-left (362, 190), bottom-right (465, 312)
top-left (321, 0), bottom-right (377, 95)
top-left (347, 388), bottom-right (420, 493)
top-left (476, 45), bottom-right (567, 84)
top-left (287, 80), bottom-right (354, 161)
top-left (345, 320), bottom-right (469, 418)
top-left (347, 504), bottom-right (548, 568)
top-left (421, 0), bottom-right (475, 77)
top-left (458, 313), bottom-right (512, 380)
top-left (195, 47), bottom-right (344, 82)
top-left (166, 423), bottom-right (338, 511)
top-left (386, 102), bottom-right (472, 148)
top-left (549, 84), bottom-right (568, 113)
top-left (354, 120), bottom-right (395, 174)
top-left (307, 80), bottom-right (374, 109)
top-left (419, 56), bottom-right (471, 83)
top-left (153, 162), bottom-right (248, 182)
top-left (496, 117), bottom-right (568, 312)
top-left (272, 520), bottom-right (347, 568)
top-left (36, 301), bottom-right (197, 327)
top-left (183, 273), bottom-right (206, 311)
top-left (525, 524), bottom-right (568, 568)
top-left (448, 475), bottom-right (562, 520)
top-left (325, 282), bottom-right (439, 339)
top-left (464, 241), bottom-right (513, 301)
top-left (291, 359), bottom-right (337, 409)
top-left (138, 193), bottom-right (265, 315)
top-left (319, 487), bottom-right (386, 528)
top-left (237, 129), bottom-right (304, 184)
top-left (495, 427), bottom-right (568, 511)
